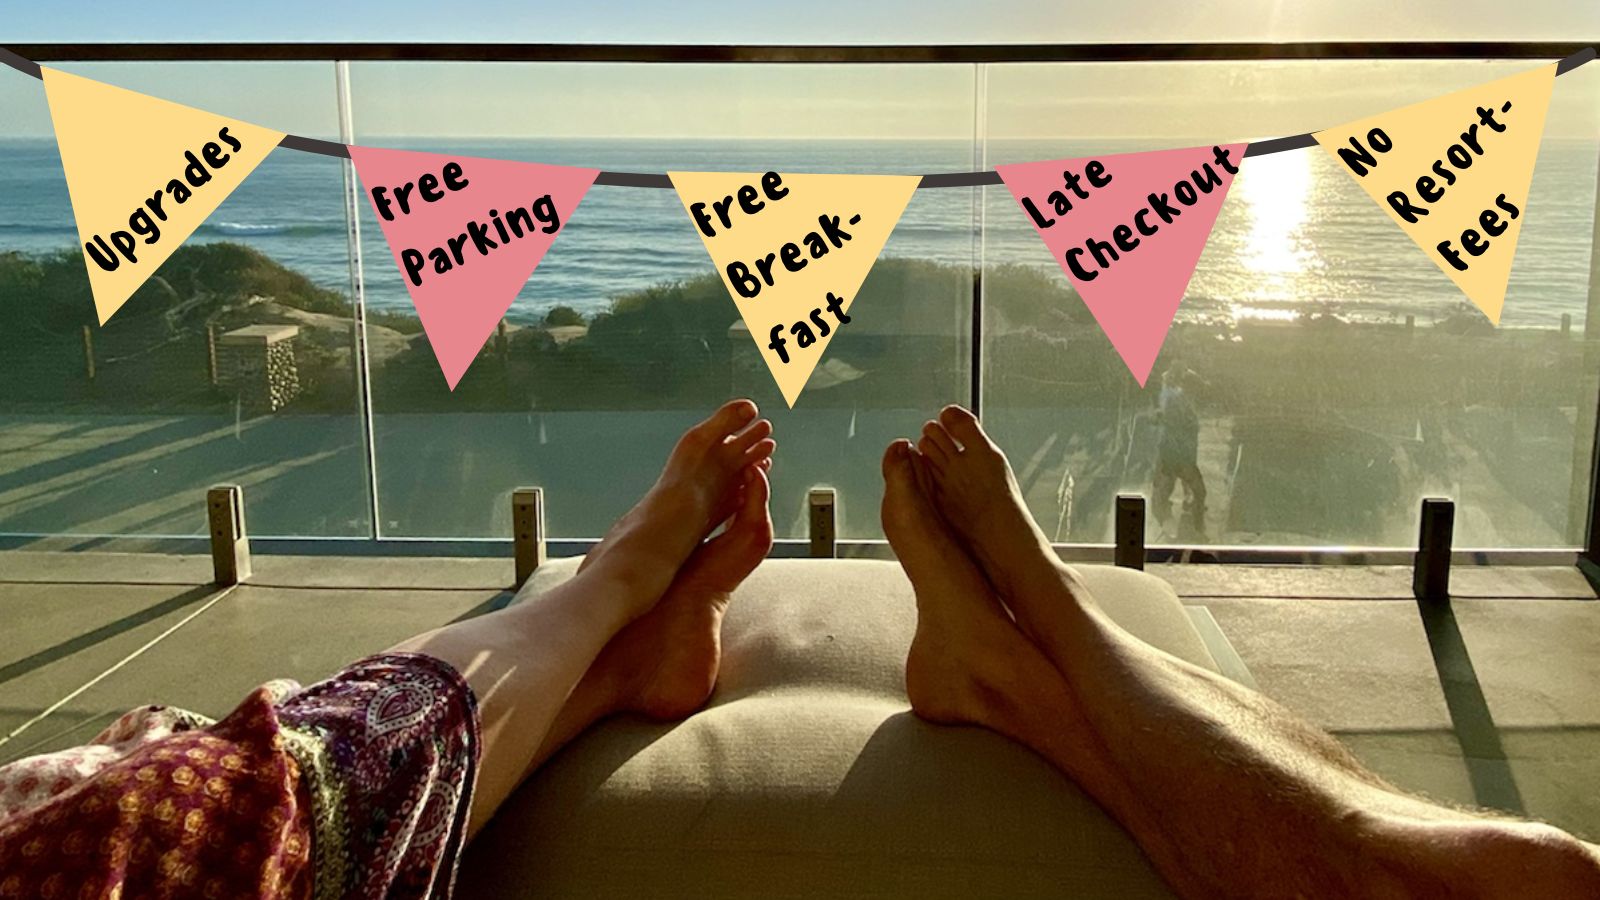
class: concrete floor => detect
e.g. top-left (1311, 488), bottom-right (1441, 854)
top-left (1, 552), bottom-right (1596, 842)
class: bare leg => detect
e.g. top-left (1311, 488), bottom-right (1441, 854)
top-left (523, 464), bottom-right (773, 776)
top-left (389, 400), bottom-right (776, 836)
top-left (882, 440), bottom-right (1201, 896)
top-left (908, 407), bottom-right (1600, 899)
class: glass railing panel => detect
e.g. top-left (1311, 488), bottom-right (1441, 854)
top-left (980, 60), bottom-right (1599, 548)
top-left (0, 63), bottom-right (372, 538)
top-left (347, 62), bottom-right (978, 540)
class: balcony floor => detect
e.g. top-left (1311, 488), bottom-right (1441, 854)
top-left (0, 552), bottom-right (1596, 843)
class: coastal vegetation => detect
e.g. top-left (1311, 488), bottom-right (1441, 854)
top-left (0, 239), bottom-right (1585, 421)
top-left (0, 242), bottom-right (1003, 412)
top-left (0, 241), bottom-right (1590, 545)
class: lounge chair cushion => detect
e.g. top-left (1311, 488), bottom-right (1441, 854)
top-left (461, 558), bottom-right (1216, 898)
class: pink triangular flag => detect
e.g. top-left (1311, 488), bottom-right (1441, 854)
top-left (996, 144), bottom-right (1245, 385)
top-left (349, 146), bottom-right (598, 389)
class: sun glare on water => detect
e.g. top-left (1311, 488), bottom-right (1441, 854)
top-left (1237, 150), bottom-right (1315, 289)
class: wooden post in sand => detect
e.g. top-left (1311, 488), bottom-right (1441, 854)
top-left (207, 325), bottom-right (219, 386)
top-left (512, 487), bottom-right (546, 589)
top-left (81, 325), bottom-right (95, 382)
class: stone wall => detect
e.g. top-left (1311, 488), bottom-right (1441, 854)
top-left (217, 325), bottom-right (301, 411)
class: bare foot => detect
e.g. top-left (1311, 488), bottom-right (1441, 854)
top-left (916, 406), bottom-right (1101, 649)
top-left (520, 467), bottom-right (773, 779)
top-left (881, 439), bottom-right (1065, 743)
top-left (578, 457), bottom-right (769, 577)
top-left (574, 399), bottom-right (776, 618)
top-left (563, 467), bottom-right (773, 729)
top-left (609, 466), bottom-right (773, 718)
top-left (883, 436), bottom-right (1193, 886)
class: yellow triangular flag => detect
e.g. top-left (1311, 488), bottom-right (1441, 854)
top-left (42, 67), bottom-right (286, 324)
top-left (670, 171), bottom-right (919, 407)
top-left (1314, 64), bottom-right (1556, 323)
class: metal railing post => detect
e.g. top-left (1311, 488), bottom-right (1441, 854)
top-left (207, 485), bottom-right (251, 586)
top-left (512, 487), bottom-right (546, 589)
top-left (1414, 498), bottom-right (1455, 601)
top-left (1579, 141), bottom-right (1600, 590)
top-left (809, 488), bottom-right (837, 558)
top-left (1115, 494), bottom-right (1146, 570)
top-left (335, 59), bottom-right (382, 541)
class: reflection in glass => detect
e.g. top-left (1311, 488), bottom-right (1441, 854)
top-left (0, 63), bottom-right (372, 538)
top-left (1234, 151), bottom-right (1317, 319)
top-left (348, 63), bottom-right (977, 540)
top-left (982, 61), bottom-right (1599, 549)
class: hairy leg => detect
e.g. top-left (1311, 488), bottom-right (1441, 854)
top-left (914, 406), bottom-right (1600, 899)
top-left (389, 400), bottom-right (775, 836)
top-left (884, 439), bottom-right (1064, 742)
top-left (883, 439), bottom-right (1204, 895)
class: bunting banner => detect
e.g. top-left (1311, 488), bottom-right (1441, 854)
top-left (40, 67), bottom-right (285, 325)
top-left (349, 146), bottom-right (598, 389)
top-left (1314, 63), bottom-right (1557, 323)
top-left (670, 171), bottom-right (919, 406)
top-left (1, 48), bottom-right (1592, 392)
top-left (996, 144), bottom-right (1246, 385)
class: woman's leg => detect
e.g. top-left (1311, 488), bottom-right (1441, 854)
top-left (901, 408), bottom-right (1600, 899)
top-left (521, 463), bottom-right (773, 777)
top-left (389, 399), bottom-right (775, 836)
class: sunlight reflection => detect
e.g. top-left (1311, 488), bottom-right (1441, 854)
top-left (1237, 151), bottom-right (1314, 292)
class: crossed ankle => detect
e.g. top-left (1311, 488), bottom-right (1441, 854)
top-left (568, 563), bottom-right (670, 624)
top-left (997, 550), bottom-right (1091, 609)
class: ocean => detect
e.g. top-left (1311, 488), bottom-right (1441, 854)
top-left (0, 137), bottom-right (1594, 327)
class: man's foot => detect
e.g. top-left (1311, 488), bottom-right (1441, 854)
top-left (882, 440), bottom-right (1064, 741)
top-left (585, 466), bottom-right (774, 719)
top-left (915, 405), bottom-right (1098, 636)
top-left (574, 400), bottom-right (776, 619)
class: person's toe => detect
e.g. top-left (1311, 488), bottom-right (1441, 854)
top-left (688, 399), bottom-right (759, 446)
top-left (938, 405), bottom-right (992, 453)
top-left (735, 466), bottom-right (772, 532)
top-left (882, 440), bottom-right (937, 533)
top-left (741, 437), bottom-right (777, 467)
top-left (922, 420), bottom-right (959, 458)
top-left (695, 467), bottom-right (774, 585)
top-left (723, 417), bottom-right (774, 456)
top-left (881, 438), bottom-right (917, 489)
top-left (910, 447), bottom-right (939, 498)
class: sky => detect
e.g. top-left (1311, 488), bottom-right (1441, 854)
top-left (2, 1), bottom-right (1597, 140)
top-left (5, 0), bottom-right (1596, 44)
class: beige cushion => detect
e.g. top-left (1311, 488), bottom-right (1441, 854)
top-left (462, 558), bottom-right (1216, 898)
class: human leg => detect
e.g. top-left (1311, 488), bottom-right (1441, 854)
top-left (389, 399), bottom-right (775, 836)
top-left (1151, 459), bottom-right (1177, 527)
top-left (521, 465), bottom-right (773, 778)
top-left (881, 438), bottom-right (1203, 896)
top-left (1177, 460), bottom-right (1207, 535)
top-left (911, 406), bottom-right (1600, 898)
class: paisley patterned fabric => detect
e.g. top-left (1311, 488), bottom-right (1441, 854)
top-left (0, 653), bottom-right (479, 900)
